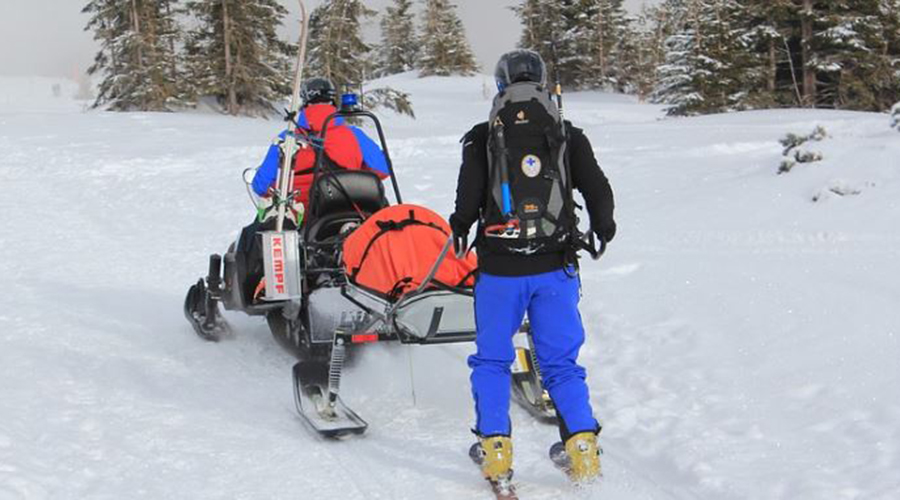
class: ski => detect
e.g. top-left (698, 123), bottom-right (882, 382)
top-left (292, 360), bottom-right (368, 438)
top-left (273, 0), bottom-right (311, 233)
top-left (468, 442), bottom-right (520, 500)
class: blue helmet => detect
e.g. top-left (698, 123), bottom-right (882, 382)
top-left (495, 49), bottom-right (547, 92)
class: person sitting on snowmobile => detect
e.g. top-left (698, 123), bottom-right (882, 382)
top-left (238, 77), bottom-right (389, 302)
top-left (450, 49), bottom-right (616, 488)
top-left (250, 77), bottom-right (390, 217)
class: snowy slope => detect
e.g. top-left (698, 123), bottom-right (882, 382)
top-left (1, 74), bottom-right (899, 500)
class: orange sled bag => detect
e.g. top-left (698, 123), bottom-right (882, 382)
top-left (342, 204), bottom-right (477, 301)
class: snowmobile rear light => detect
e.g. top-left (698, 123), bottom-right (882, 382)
top-left (351, 334), bottom-right (379, 344)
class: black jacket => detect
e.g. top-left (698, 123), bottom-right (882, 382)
top-left (449, 121), bottom-right (615, 277)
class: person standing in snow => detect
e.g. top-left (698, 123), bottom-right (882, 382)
top-left (238, 77), bottom-right (389, 302)
top-left (450, 50), bottom-right (616, 485)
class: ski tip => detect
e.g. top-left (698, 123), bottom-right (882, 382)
top-left (487, 479), bottom-right (519, 500)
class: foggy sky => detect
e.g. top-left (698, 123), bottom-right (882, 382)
top-left (0, 0), bottom-right (653, 79)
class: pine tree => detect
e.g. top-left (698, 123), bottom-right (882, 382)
top-left (652, 2), bottom-right (701, 114)
top-left (419, 0), bottom-right (479, 77)
top-left (514, 0), bottom-right (582, 88)
top-left (515, 0), bottom-right (633, 90)
top-left (308, 0), bottom-right (414, 117)
top-left (651, 0), bottom-right (754, 115)
top-left (378, 0), bottom-right (418, 76)
top-left (575, 0), bottom-right (632, 90)
top-left (740, 0), bottom-right (798, 107)
top-left (307, 0), bottom-right (374, 91)
top-left (514, 0), bottom-right (559, 82)
top-left (622, 13), bottom-right (653, 99)
top-left (811, 0), bottom-right (900, 110)
top-left (628, 5), bottom-right (673, 100)
top-left (83, 0), bottom-right (183, 111)
top-left (183, 0), bottom-right (295, 117)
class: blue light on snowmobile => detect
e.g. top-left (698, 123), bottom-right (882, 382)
top-left (341, 93), bottom-right (359, 110)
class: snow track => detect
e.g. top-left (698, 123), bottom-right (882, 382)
top-left (2, 74), bottom-right (899, 499)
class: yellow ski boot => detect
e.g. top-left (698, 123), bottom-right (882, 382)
top-left (477, 436), bottom-right (513, 482)
top-left (564, 431), bottom-right (601, 483)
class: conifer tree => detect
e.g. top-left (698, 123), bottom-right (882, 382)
top-left (740, 0), bottom-right (798, 107)
top-left (419, 0), bottom-right (479, 77)
top-left (514, 0), bottom-right (586, 88)
top-left (575, 0), bottom-right (632, 90)
top-left (308, 0), bottom-right (414, 117)
top-left (652, 0), bottom-right (752, 115)
top-left (515, 0), bottom-right (634, 90)
top-left (513, 0), bottom-right (562, 82)
top-left (628, 5), bottom-right (675, 100)
top-left (183, 0), bottom-right (295, 117)
top-left (83, 0), bottom-right (183, 111)
top-left (810, 0), bottom-right (900, 110)
top-left (622, 11), bottom-right (658, 99)
top-left (378, 0), bottom-right (418, 76)
top-left (307, 0), bottom-right (374, 90)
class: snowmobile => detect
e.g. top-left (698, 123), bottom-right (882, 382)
top-left (181, 2), bottom-right (557, 438)
top-left (182, 98), bottom-right (557, 437)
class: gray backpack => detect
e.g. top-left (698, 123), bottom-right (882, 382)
top-left (482, 82), bottom-right (575, 256)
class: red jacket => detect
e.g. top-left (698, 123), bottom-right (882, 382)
top-left (292, 104), bottom-right (366, 207)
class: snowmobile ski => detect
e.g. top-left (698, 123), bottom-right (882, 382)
top-left (468, 442), bottom-right (520, 500)
top-left (292, 360), bottom-right (367, 438)
top-left (184, 278), bottom-right (231, 341)
top-left (511, 345), bottom-right (558, 424)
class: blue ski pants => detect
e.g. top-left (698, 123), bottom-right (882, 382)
top-left (469, 269), bottom-right (598, 438)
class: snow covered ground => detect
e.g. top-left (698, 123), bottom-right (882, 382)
top-left (2, 73), bottom-right (898, 500)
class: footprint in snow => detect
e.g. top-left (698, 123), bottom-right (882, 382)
top-left (600, 263), bottom-right (642, 277)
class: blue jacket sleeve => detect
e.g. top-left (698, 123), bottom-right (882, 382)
top-left (251, 132), bottom-right (287, 196)
top-left (349, 126), bottom-right (389, 176)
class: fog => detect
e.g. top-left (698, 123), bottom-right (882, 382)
top-left (0, 0), bottom-right (653, 79)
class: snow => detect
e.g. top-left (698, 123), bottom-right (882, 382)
top-left (2, 72), bottom-right (900, 499)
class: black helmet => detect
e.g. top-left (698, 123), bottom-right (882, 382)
top-left (300, 77), bottom-right (336, 106)
top-left (495, 49), bottom-right (546, 91)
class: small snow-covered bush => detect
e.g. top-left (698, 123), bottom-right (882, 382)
top-left (812, 180), bottom-right (874, 203)
top-left (891, 102), bottom-right (900, 131)
top-left (778, 126), bottom-right (828, 174)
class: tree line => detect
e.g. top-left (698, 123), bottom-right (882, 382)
top-left (83, 0), bottom-right (478, 116)
top-left (84, 0), bottom-right (900, 117)
top-left (516, 0), bottom-right (900, 115)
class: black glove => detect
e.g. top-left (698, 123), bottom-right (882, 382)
top-left (594, 220), bottom-right (616, 244)
top-left (453, 232), bottom-right (468, 258)
top-left (449, 213), bottom-right (470, 257)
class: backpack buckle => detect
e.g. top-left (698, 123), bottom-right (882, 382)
top-left (485, 219), bottom-right (521, 239)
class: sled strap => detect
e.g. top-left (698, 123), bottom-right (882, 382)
top-left (350, 213), bottom-right (447, 280)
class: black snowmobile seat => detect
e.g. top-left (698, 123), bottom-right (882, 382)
top-left (309, 170), bottom-right (387, 219)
